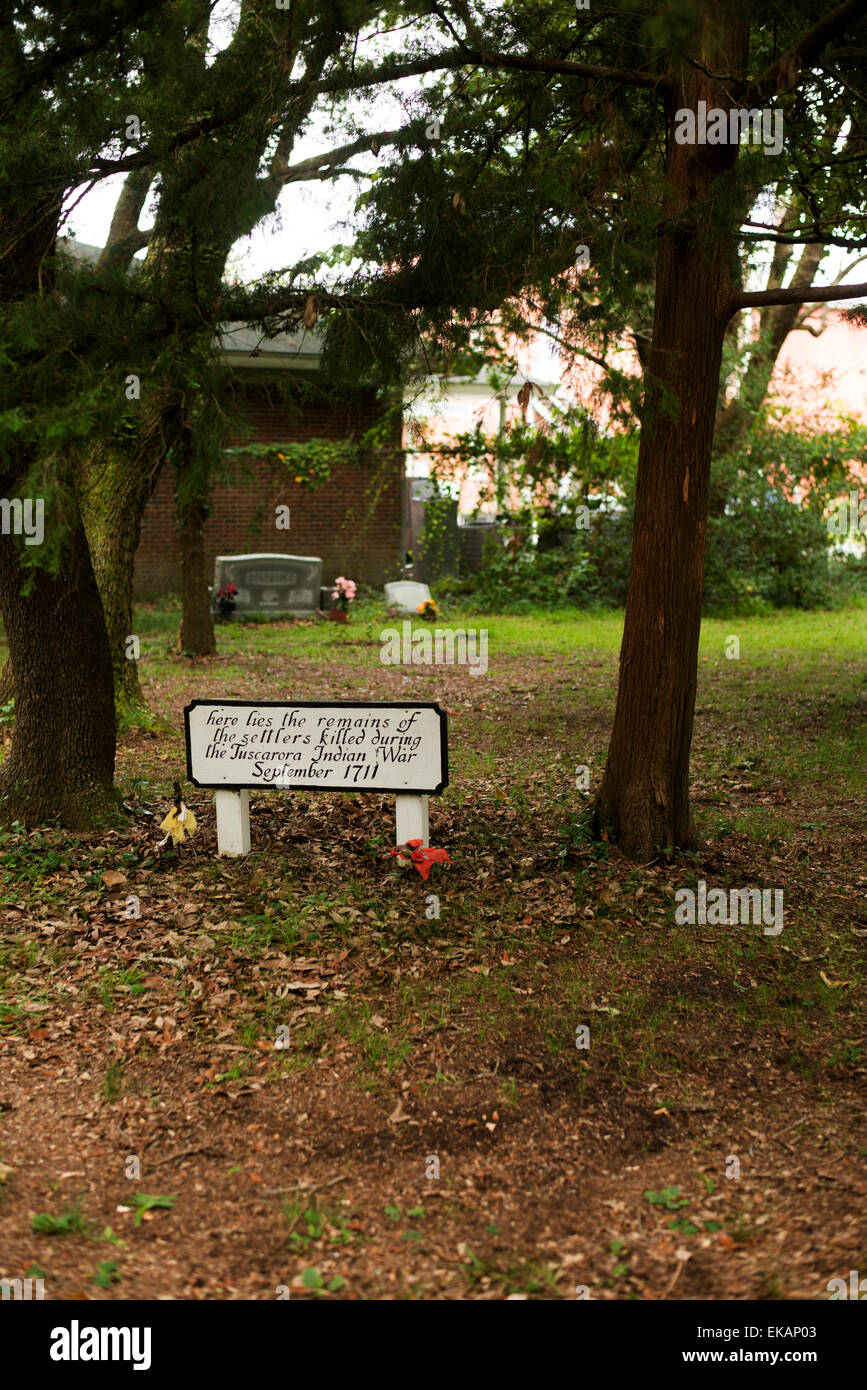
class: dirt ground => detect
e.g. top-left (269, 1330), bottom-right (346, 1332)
top-left (0, 613), bottom-right (865, 1299)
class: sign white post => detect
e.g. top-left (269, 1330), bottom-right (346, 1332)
top-left (214, 789), bottom-right (251, 858)
top-left (184, 701), bottom-right (448, 858)
top-left (395, 793), bottom-right (429, 847)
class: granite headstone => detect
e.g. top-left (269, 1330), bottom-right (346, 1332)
top-left (212, 553), bottom-right (322, 617)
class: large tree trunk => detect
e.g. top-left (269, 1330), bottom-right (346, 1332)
top-left (0, 180), bottom-right (120, 826)
top-left (79, 399), bottom-right (174, 710)
top-left (594, 9), bottom-right (747, 861)
top-left (0, 657), bottom-right (13, 708)
top-left (176, 454), bottom-right (216, 656)
top-left (0, 515), bottom-right (117, 827)
top-left (80, 449), bottom-right (150, 710)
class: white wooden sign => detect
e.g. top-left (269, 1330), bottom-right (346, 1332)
top-left (184, 700), bottom-right (448, 857)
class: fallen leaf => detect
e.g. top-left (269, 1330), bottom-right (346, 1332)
top-left (819, 971), bottom-right (849, 988)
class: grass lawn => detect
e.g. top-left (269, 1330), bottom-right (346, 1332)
top-left (0, 599), bottom-right (864, 1299)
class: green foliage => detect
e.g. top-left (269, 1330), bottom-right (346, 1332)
top-left (298, 1266), bottom-right (344, 1293)
top-left (703, 417), bottom-right (867, 613)
top-left (827, 551), bottom-right (867, 603)
top-left (444, 411), bottom-right (866, 614)
top-left (32, 1200), bottom-right (89, 1236)
top-left (449, 538), bottom-right (594, 611)
top-left (225, 438), bottom-right (349, 490)
top-left (92, 1261), bottom-right (121, 1289)
top-left (644, 1185), bottom-right (689, 1211)
top-left (131, 1193), bottom-right (178, 1226)
top-left (429, 409), bottom-right (637, 520)
top-left (704, 484), bottom-right (831, 614)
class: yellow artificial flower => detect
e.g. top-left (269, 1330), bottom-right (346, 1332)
top-left (159, 804), bottom-right (197, 844)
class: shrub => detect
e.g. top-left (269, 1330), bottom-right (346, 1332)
top-left (446, 538), bottom-right (593, 611)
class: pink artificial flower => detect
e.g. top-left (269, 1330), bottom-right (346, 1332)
top-left (332, 576), bottom-right (357, 602)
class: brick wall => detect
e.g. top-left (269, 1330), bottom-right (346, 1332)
top-left (134, 380), bottom-right (404, 596)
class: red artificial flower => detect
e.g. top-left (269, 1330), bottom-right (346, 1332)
top-left (389, 839), bottom-right (451, 880)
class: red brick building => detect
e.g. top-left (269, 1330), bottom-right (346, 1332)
top-left (133, 326), bottom-right (404, 596)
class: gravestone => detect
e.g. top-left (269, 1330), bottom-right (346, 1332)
top-left (185, 699), bottom-right (448, 855)
top-left (459, 521), bottom-right (502, 574)
top-left (405, 480), bottom-right (460, 583)
top-left (384, 580), bottom-right (432, 615)
top-left (212, 553), bottom-right (322, 617)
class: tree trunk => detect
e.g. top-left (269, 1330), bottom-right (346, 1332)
top-left (0, 658), bottom-right (13, 708)
top-left (0, 516), bottom-right (118, 827)
top-left (594, 10), bottom-right (747, 861)
top-left (79, 399), bottom-right (174, 710)
top-left (97, 168), bottom-right (152, 272)
top-left (177, 459), bottom-right (216, 656)
top-left (80, 450), bottom-right (149, 709)
top-left (0, 173), bottom-right (120, 827)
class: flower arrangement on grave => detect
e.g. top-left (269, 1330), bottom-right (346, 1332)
top-left (417, 598), bottom-right (438, 621)
top-left (215, 583), bottom-right (237, 619)
top-left (389, 838), bottom-right (451, 881)
top-left (330, 576), bottom-right (357, 611)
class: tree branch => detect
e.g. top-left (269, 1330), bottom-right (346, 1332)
top-left (472, 50), bottom-right (673, 93)
top-left (3, 0), bottom-right (167, 105)
top-left (741, 223), bottom-right (867, 249)
top-left (77, 49), bottom-right (464, 180)
top-left (746, 0), bottom-right (867, 101)
top-left (77, 32), bottom-right (670, 184)
top-left (305, 44), bottom-right (671, 103)
top-left (97, 168), bottom-right (152, 270)
top-left (270, 128), bottom-right (408, 185)
top-left (87, 108), bottom-right (249, 177)
top-left (729, 280), bottom-right (867, 314)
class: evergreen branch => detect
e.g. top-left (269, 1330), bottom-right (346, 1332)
top-left (79, 50), bottom-right (464, 180)
top-left (729, 279), bottom-right (867, 313)
top-left (297, 47), bottom-right (475, 99)
top-left (746, 0), bottom-right (867, 101)
top-left (2, 0), bottom-right (167, 104)
top-left (97, 168), bottom-right (152, 270)
top-left (305, 44), bottom-right (671, 101)
top-left (471, 50), bottom-right (673, 93)
top-left (75, 35), bottom-right (669, 185)
top-left (431, 0), bottom-right (487, 53)
top-left (740, 227), bottom-right (867, 249)
top-left (270, 129), bottom-right (409, 185)
top-left (86, 106), bottom-right (255, 177)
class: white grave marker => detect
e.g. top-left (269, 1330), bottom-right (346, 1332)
top-left (184, 700), bottom-right (448, 856)
top-left (384, 580), bottom-right (432, 615)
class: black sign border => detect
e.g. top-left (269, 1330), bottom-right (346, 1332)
top-left (183, 699), bottom-right (449, 795)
